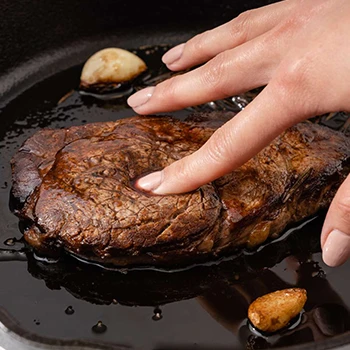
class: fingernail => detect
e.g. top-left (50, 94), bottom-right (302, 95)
top-left (136, 171), bottom-right (163, 193)
top-left (322, 229), bottom-right (350, 267)
top-left (162, 43), bottom-right (185, 66)
top-left (127, 86), bottom-right (155, 109)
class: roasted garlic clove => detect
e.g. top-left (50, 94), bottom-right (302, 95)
top-left (248, 288), bottom-right (307, 333)
top-left (80, 47), bottom-right (147, 91)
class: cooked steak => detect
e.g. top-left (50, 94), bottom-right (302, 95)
top-left (10, 112), bottom-right (350, 267)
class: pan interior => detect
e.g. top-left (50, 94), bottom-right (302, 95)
top-left (1, 38), bottom-right (350, 350)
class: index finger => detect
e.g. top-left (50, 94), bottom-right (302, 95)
top-left (136, 82), bottom-right (308, 194)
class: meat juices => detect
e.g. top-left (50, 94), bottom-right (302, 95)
top-left (10, 112), bottom-right (350, 267)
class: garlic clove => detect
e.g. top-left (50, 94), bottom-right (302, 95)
top-left (80, 47), bottom-right (147, 89)
top-left (248, 288), bottom-right (307, 333)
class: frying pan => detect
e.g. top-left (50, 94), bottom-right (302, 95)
top-left (1, 0), bottom-right (350, 349)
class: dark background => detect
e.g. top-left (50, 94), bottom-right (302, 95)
top-left (0, 0), bottom-right (279, 104)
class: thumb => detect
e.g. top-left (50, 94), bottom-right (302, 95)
top-left (321, 174), bottom-right (350, 267)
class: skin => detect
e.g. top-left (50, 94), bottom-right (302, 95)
top-left (127, 0), bottom-right (350, 267)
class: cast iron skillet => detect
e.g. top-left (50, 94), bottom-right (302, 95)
top-left (1, 1), bottom-right (350, 349)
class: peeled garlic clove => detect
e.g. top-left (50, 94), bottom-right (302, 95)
top-left (248, 288), bottom-right (307, 333)
top-left (80, 47), bottom-right (147, 90)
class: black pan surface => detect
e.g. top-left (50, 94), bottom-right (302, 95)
top-left (1, 1), bottom-right (350, 349)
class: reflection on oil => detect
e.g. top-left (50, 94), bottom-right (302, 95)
top-left (20, 215), bottom-right (320, 305)
top-left (0, 213), bottom-right (338, 347)
top-left (197, 242), bottom-right (350, 349)
top-left (198, 260), bottom-right (350, 348)
top-left (0, 248), bottom-right (26, 261)
top-left (4, 238), bottom-right (15, 246)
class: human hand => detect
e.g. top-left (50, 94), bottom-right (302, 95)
top-left (127, 0), bottom-right (350, 267)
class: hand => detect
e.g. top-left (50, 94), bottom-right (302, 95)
top-left (127, 0), bottom-right (350, 267)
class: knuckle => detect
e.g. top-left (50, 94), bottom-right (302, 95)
top-left (201, 52), bottom-right (232, 97)
top-left (278, 57), bottom-right (311, 90)
top-left (336, 195), bottom-right (350, 218)
top-left (155, 76), bottom-right (183, 108)
top-left (190, 30), bottom-right (212, 56)
top-left (230, 10), bottom-right (254, 42)
top-left (271, 55), bottom-right (317, 117)
top-left (165, 156), bottom-right (192, 182)
top-left (205, 127), bottom-right (233, 165)
top-left (160, 75), bottom-right (177, 96)
top-left (236, 9), bottom-right (254, 24)
top-left (273, 16), bottom-right (299, 37)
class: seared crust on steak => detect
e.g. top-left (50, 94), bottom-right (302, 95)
top-left (11, 112), bottom-right (350, 266)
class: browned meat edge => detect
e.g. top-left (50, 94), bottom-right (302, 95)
top-left (10, 112), bottom-right (350, 267)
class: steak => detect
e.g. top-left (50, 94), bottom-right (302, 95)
top-left (10, 112), bottom-right (350, 267)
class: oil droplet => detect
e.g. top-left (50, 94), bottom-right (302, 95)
top-left (65, 306), bottom-right (74, 315)
top-left (152, 307), bottom-right (163, 321)
top-left (92, 321), bottom-right (107, 334)
top-left (4, 238), bottom-right (16, 246)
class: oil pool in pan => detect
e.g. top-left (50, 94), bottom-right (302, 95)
top-left (0, 45), bottom-right (350, 350)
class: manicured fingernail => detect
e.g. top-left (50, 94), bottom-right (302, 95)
top-left (137, 171), bottom-right (163, 193)
top-left (322, 229), bottom-right (350, 267)
top-left (127, 86), bottom-right (155, 109)
top-left (162, 43), bottom-right (185, 66)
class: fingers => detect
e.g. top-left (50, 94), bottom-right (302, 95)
top-left (128, 0), bottom-right (337, 116)
top-left (321, 174), bottom-right (350, 267)
top-left (127, 32), bottom-right (283, 114)
top-left (162, 0), bottom-right (296, 71)
top-left (136, 82), bottom-right (304, 194)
